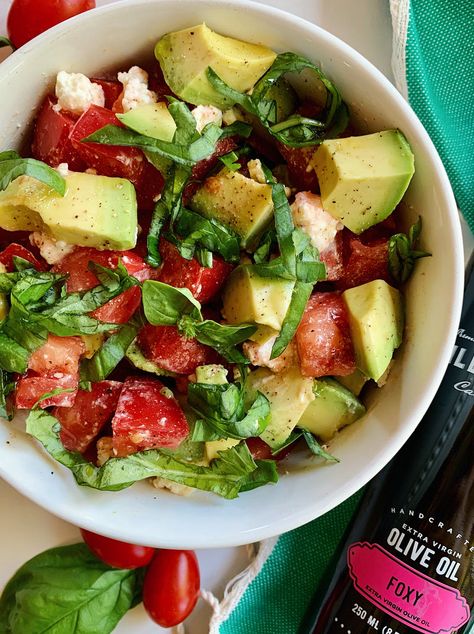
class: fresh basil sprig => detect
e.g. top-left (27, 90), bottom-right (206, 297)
top-left (388, 216), bottom-right (431, 284)
top-left (26, 410), bottom-right (277, 498)
top-left (0, 332), bottom-right (29, 374)
top-left (0, 369), bottom-right (15, 420)
top-left (248, 168), bottom-right (326, 358)
top-left (207, 52), bottom-right (348, 148)
top-left (189, 380), bottom-right (270, 440)
top-left (0, 150), bottom-right (66, 195)
top-left (302, 430), bottom-right (339, 462)
top-left (142, 280), bottom-right (255, 363)
top-left (0, 543), bottom-right (144, 634)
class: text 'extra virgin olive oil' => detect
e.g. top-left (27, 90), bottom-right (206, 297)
top-left (300, 266), bottom-right (474, 634)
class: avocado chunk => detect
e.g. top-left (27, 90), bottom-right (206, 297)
top-left (312, 130), bottom-right (415, 234)
top-left (206, 437), bottom-right (240, 462)
top-left (247, 367), bottom-right (314, 449)
top-left (190, 168), bottom-right (274, 249)
top-left (155, 23), bottom-right (277, 109)
top-left (337, 368), bottom-right (369, 396)
top-left (0, 172), bottom-right (137, 250)
top-left (298, 377), bottom-right (366, 442)
top-left (195, 364), bottom-right (228, 385)
top-left (222, 265), bottom-right (295, 331)
top-left (117, 102), bottom-right (176, 141)
top-left (126, 340), bottom-right (175, 376)
top-left (342, 279), bottom-right (404, 381)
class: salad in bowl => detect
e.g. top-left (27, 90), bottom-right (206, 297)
top-left (0, 0), bottom-right (462, 548)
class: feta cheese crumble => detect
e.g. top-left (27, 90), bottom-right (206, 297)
top-left (55, 71), bottom-right (105, 115)
top-left (247, 158), bottom-right (267, 184)
top-left (117, 66), bottom-right (157, 112)
top-left (290, 192), bottom-right (343, 254)
top-left (243, 337), bottom-right (298, 373)
top-left (30, 232), bottom-right (74, 265)
top-left (191, 105), bottom-right (223, 133)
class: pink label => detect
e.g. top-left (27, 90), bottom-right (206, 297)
top-left (348, 542), bottom-right (470, 633)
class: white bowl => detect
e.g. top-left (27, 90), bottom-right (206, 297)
top-left (0, 0), bottom-right (464, 548)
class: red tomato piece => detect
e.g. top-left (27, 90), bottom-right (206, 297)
top-left (28, 334), bottom-right (85, 376)
top-left (90, 79), bottom-right (123, 110)
top-left (147, 64), bottom-right (178, 102)
top-left (80, 529), bottom-right (155, 569)
top-left (137, 325), bottom-right (220, 375)
top-left (111, 377), bottom-right (189, 457)
top-left (7, 0), bottom-right (95, 49)
top-left (52, 247), bottom-right (152, 292)
top-left (143, 550), bottom-right (200, 628)
top-left (91, 286), bottom-right (142, 325)
top-left (190, 136), bottom-right (238, 183)
top-left (0, 243), bottom-right (46, 272)
top-left (15, 373), bottom-right (78, 409)
top-left (69, 105), bottom-right (145, 181)
top-left (31, 96), bottom-right (85, 170)
top-left (54, 380), bottom-right (122, 453)
top-left (134, 158), bottom-right (165, 212)
top-left (157, 239), bottom-right (233, 304)
top-left (336, 232), bottom-right (390, 291)
top-left (246, 437), bottom-right (293, 461)
top-left (296, 292), bottom-right (356, 377)
top-left (278, 143), bottom-right (319, 192)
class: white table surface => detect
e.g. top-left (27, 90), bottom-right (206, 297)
top-left (0, 1), bottom-right (472, 633)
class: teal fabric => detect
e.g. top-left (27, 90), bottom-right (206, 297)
top-left (221, 2), bottom-right (473, 633)
top-left (220, 491), bottom-right (363, 634)
top-left (406, 0), bottom-right (474, 231)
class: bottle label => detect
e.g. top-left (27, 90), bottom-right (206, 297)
top-left (347, 542), bottom-right (470, 633)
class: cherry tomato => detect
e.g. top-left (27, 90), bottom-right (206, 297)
top-left (143, 549), bottom-right (200, 627)
top-left (80, 529), bottom-right (155, 569)
top-left (7, 0), bottom-right (96, 49)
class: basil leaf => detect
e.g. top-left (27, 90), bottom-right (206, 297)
top-left (192, 320), bottom-right (257, 363)
top-left (26, 410), bottom-right (264, 498)
top-left (388, 216), bottom-right (431, 284)
top-left (239, 459), bottom-right (278, 491)
top-left (175, 207), bottom-right (241, 263)
top-left (0, 369), bottom-right (15, 420)
top-left (3, 312), bottom-right (47, 352)
top-left (0, 150), bottom-right (66, 195)
top-left (207, 52), bottom-right (348, 147)
top-left (218, 150), bottom-right (241, 171)
top-left (147, 164), bottom-right (191, 266)
top-left (0, 36), bottom-right (14, 49)
top-left (191, 418), bottom-right (222, 442)
top-left (84, 121), bottom-right (223, 167)
top-left (253, 228), bottom-right (277, 264)
top-left (142, 280), bottom-right (202, 325)
top-left (169, 99), bottom-right (200, 145)
top-left (0, 332), bottom-right (29, 373)
top-left (0, 543), bottom-right (142, 634)
top-left (271, 280), bottom-right (313, 359)
top-left (187, 381), bottom-right (270, 440)
top-left (302, 430), bottom-right (339, 462)
top-left (80, 321), bottom-right (140, 382)
top-left (219, 120), bottom-right (252, 139)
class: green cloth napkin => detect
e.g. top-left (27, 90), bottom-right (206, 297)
top-left (221, 2), bottom-right (474, 632)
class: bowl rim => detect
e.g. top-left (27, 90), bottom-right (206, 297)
top-left (0, 0), bottom-right (465, 547)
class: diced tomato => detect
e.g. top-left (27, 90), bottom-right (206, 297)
top-left (336, 232), bottom-right (390, 291)
top-left (157, 239), bottom-right (233, 304)
top-left (28, 334), bottom-right (85, 375)
top-left (111, 377), bottom-right (189, 457)
top-left (0, 243), bottom-right (46, 272)
top-left (296, 292), bottom-right (355, 377)
top-left (54, 380), bottom-right (122, 453)
top-left (246, 437), bottom-right (293, 461)
top-left (278, 143), bottom-right (319, 192)
top-left (91, 286), bottom-right (142, 324)
top-left (134, 158), bottom-right (165, 211)
top-left (183, 136), bottom-right (239, 202)
top-left (320, 232), bottom-right (344, 282)
top-left (31, 95), bottom-right (85, 170)
top-left (69, 105), bottom-right (145, 180)
top-left (137, 324), bottom-right (220, 375)
top-left (90, 79), bottom-right (123, 110)
top-left (247, 131), bottom-right (282, 164)
top-left (15, 373), bottom-right (78, 409)
top-left (52, 247), bottom-right (153, 292)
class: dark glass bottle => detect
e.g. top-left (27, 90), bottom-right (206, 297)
top-left (300, 265), bottom-right (474, 634)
